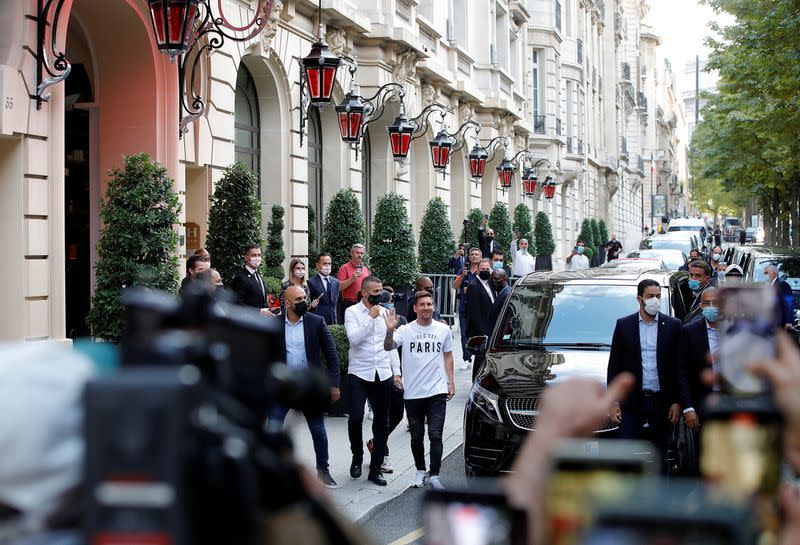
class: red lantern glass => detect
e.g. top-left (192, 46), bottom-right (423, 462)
top-left (388, 115), bottom-right (415, 160)
top-left (522, 168), bottom-right (538, 196)
top-left (544, 177), bottom-right (556, 199)
top-left (496, 159), bottom-right (516, 190)
top-left (335, 91), bottom-right (366, 143)
top-left (302, 39), bottom-right (342, 104)
top-left (468, 144), bottom-right (489, 179)
top-left (148, 0), bottom-right (200, 57)
top-left (430, 129), bottom-right (453, 172)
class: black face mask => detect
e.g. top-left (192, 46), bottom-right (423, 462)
top-left (479, 270), bottom-right (491, 281)
top-left (293, 301), bottom-right (308, 317)
top-left (485, 236), bottom-right (494, 241)
top-left (367, 293), bottom-right (382, 306)
top-left (491, 281), bottom-right (505, 290)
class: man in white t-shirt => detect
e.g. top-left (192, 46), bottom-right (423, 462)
top-left (384, 291), bottom-right (454, 490)
top-left (566, 240), bottom-right (590, 270)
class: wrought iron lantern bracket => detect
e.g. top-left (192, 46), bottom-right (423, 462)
top-left (28, 0), bottom-right (73, 109)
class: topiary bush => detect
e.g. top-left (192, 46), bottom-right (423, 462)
top-left (87, 153), bottom-right (180, 341)
top-left (264, 276), bottom-right (282, 296)
top-left (418, 196), bottom-right (456, 273)
top-left (308, 204), bottom-right (318, 258)
top-left (370, 193), bottom-right (418, 288)
top-left (513, 203), bottom-right (535, 253)
top-left (264, 204), bottom-right (286, 279)
top-left (598, 219), bottom-right (610, 245)
top-left (322, 189), bottom-right (366, 275)
top-left (327, 324), bottom-right (350, 374)
top-left (489, 202), bottom-right (513, 264)
top-left (534, 211), bottom-right (556, 256)
top-left (206, 163), bottom-right (263, 285)
top-left (460, 208), bottom-right (485, 250)
top-left (591, 218), bottom-right (604, 246)
top-left (578, 218), bottom-right (595, 248)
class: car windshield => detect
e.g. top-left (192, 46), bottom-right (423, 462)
top-left (602, 260), bottom-right (663, 270)
top-left (640, 238), bottom-right (692, 254)
top-left (494, 284), bottom-right (670, 348)
top-left (633, 250), bottom-right (685, 270)
top-left (754, 257), bottom-right (800, 290)
top-left (668, 226), bottom-right (702, 232)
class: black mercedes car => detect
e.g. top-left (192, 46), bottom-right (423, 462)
top-left (463, 268), bottom-right (690, 477)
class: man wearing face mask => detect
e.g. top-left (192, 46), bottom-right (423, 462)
top-left (488, 268), bottom-right (510, 330)
top-left (477, 218), bottom-right (501, 259)
top-left (708, 246), bottom-right (724, 276)
top-left (765, 264), bottom-right (795, 331)
top-left (608, 279), bottom-right (688, 472)
top-left (681, 287), bottom-right (721, 433)
top-left (489, 249), bottom-right (508, 277)
top-left (466, 259), bottom-right (496, 380)
top-left (406, 276), bottom-right (443, 323)
top-left (344, 276), bottom-right (401, 486)
top-left (679, 249), bottom-right (701, 272)
top-left (566, 240), bottom-right (590, 270)
top-left (684, 260), bottom-right (714, 324)
top-left (510, 235), bottom-right (536, 277)
top-left (231, 243), bottom-right (268, 309)
top-left (269, 286), bottom-right (341, 489)
top-left (308, 253), bottom-right (339, 325)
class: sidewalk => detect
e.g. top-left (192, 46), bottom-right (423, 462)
top-left (282, 321), bottom-right (474, 522)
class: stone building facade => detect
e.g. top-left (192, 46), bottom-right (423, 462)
top-left (0, 0), bottom-right (681, 341)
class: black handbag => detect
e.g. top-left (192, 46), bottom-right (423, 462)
top-left (666, 417), bottom-right (699, 477)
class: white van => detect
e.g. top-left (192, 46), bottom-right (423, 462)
top-left (667, 218), bottom-right (708, 234)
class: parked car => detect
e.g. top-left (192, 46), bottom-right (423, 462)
top-left (745, 227), bottom-right (758, 243)
top-left (667, 218), bottom-right (708, 236)
top-left (639, 233), bottom-right (701, 257)
top-left (723, 218), bottom-right (742, 242)
top-left (625, 249), bottom-right (687, 270)
top-left (463, 269), bottom-right (696, 477)
top-left (599, 258), bottom-right (666, 271)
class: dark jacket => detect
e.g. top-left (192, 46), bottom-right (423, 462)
top-left (607, 311), bottom-right (689, 410)
top-left (231, 267), bottom-right (266, 308)
top-left (465, 277), bottom-right (495, 337)
top-left (449, 255), bottom-right (467, 276)
top-left (276, 312), bottom-right (340, 388)
top-left (775, 278), bottom-right (794, 327)
top-left (477, 227), bottom-right (502, 259)
top-left (682, 318), bottom-right (713, 411)
top-left (488, 285), bottom-right (511, 332)
top-left (308, 274), bottom-right (339, 325)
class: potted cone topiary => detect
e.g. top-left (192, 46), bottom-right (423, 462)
top-left (590, 218), bottom-right (604, 265)
top-left (86, 153), bottom-right (181, 341)
top-left (370, 193), bottom-right (418, 315)
top-left (322, 189), bottom-right (367, 275)
top-left (419, 196), bottom-right (456, 274)
top-left (264, 204), bottom-right (286, 280)
top-left (534, 211), bottom-right (556, 270)
top-left (325, 324), bottom-right (350, 416)
top-left (578, 219), bottom-right (596, 266)
top-left (489, 202), bottom-right (513, 266)
top-left (461, 208), bottom-right (485, 249)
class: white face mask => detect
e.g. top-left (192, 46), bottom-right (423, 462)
top-left (248, 256), bottom-right (261, 268)
top-left (712, 253), bottom-right (722, 261)
top-left (643, 297), bottom-right (661, 316)
top-left (293, 269), bottom-right (305, 279)
top-left (319, 265), bottom-right (332, 276)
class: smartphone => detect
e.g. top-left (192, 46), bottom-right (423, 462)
top-left (483, 214), bottom-right (489, 220)
top-left (718, 284), bottom-right (778, 395)
top-left (701, 395), bottom-right (782, 540)
top-left (544, 439), bottom-right (656, 545)
top-left (423, 485), bottom-right (526, 545)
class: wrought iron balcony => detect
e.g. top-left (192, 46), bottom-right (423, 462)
top-left (534, 115), bottom-right (546, 134)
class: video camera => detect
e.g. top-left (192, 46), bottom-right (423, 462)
top-left (83, 286), bottom-right (352, 545)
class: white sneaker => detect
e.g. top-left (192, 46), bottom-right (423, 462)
top-left (458, 361), bottom-right (470, 370)
top-left (412, 470), bottom-right (428, 488)
top-left (367, 411), bottom-right (374, 421)
top-left (428, 475), bottom-right (445, 490)
top-left (381, 456), bottom-right (394, 474)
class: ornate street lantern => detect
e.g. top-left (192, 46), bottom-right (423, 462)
top-left (148, 0), bottom-right (200, 57)
top-left (522, 168), bottom-right (538, 196)
top-left (497, 158), bottom-right (516, 190)
top-left (429, 128), bottom-right (454, 172)
top-left (302, 35), bottom-right (342, 104)
top-left (388, 114), bottom-right (415, 160)
top-left (468, 144), bottom-right (489, 180)
top-left (543, 176), bottom-right (556, 200)
top-left (335, 89), bottom-right (367, 143)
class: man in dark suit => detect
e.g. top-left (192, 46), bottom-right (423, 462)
top-left (684, 260), bottom-right (715, 323)
top-left (766, 264), bottom-right (795, 331)
top-left (466, 259), bottom-right (495, 380)
top-left (230, 244), bottom-right (267, 309)
top-left (477, 218), bottom-right (501, 259)
top-left (488, 268), bottom-right (510, 330)
top-left (608, 279), bottom-right (688, 469)
top-left (678, 249), bottom-right (701, 272)
top-left (269, 286), bottom-right (340, 488)
top-left (308, 253), bottom-right (339, 325)
top-left (682, 287), bottom-right (721, 434)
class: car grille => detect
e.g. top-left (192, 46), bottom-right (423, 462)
top-left (505, 397), bottom-right (618, 433)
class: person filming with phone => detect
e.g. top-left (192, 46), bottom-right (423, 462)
top-left (566, 240), bottom-right (590, 270)
top-left (338, 243), bottom-right (370, 323)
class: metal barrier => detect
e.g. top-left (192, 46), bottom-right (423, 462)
top-left (422, 272), bottom-right (521, 326)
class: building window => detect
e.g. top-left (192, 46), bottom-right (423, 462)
top-left (555, 0), bottom-right (562, 32)
top-left (452, 0), bottom-right (468, 47)
top-left (532, 50), bottom-right (545, 133)
top-left (235, 64), bottom-right (260, 193)
top-left (307, 108), bottom-right (323, 245)
top-left (418, 0), bottom-right (433, 20)
top-left (361, 128), bottom-right (372, 240)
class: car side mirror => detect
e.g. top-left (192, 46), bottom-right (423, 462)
top-left (466, 335), bottom-right (488, 356)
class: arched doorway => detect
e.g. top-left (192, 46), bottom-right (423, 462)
top-left (307, 108), bottom-right (323, 250)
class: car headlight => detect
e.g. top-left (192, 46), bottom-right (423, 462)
top-left (469, 381), bottom-right (503, 423)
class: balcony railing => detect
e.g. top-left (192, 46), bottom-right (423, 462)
top-left (578, 139), bottom-right (584, 155)
top-left (555, 0), bottom-right (562, 31)
top-left (534, 115), bottom-right (546, 134)
top-left (621, 62), bottom-right (631, 81)
top-left (566, 136), bottom-right (573, 153)
top-left (556, 117), bottom-right (562, 136)
top-left (577, 39), bottom-right (583, 65)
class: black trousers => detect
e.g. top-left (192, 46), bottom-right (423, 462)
top-left (369, 384), bottom-right (405, 457)
top-left (405, 394), bottom-right (447, 476)
top-left (618, 390), bottom-right (670, 473)
top-left (348, 373), bottom-right (391, 474)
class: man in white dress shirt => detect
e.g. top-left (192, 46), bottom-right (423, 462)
top-left (510, 234), bottom-right (536, 278)
top-left (344, 276), bottom-right (401, 486)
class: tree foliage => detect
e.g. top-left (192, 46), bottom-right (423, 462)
top-left (693, 0), bottom-right (800, 244)
top-left (598, 220), bottom-right (609, 245)
top-left (87, 153), bottom-right (180, 341)
top-left (264, 205), bottom-right (286, 279)
top-left (460, 208), bottom-right (485, 250)
top-left (370, 193), bottom-right (418, 288)
top-left (206, 163), bottom-right (262, 285)
top-left (418, 197), bottom-right (456, 274)
top-left (534, 211), bottom-right (556, 256)
top-left (590, 219), bottom-right (602, 248)
top-left (322, 189), bottom-right (366, 275)
top-left (513, 203), bottom-right (535, 254)
top-left (489, 202), bottom-right (513, 264)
